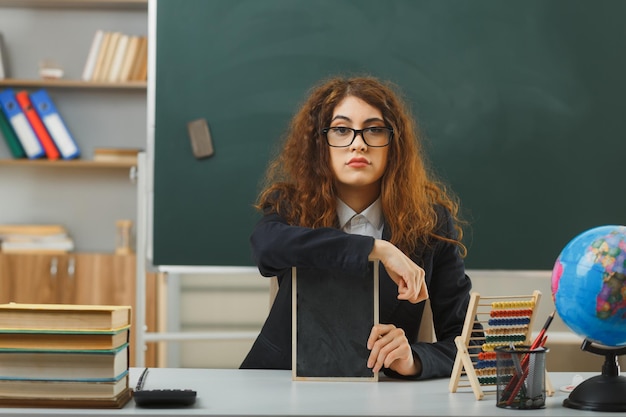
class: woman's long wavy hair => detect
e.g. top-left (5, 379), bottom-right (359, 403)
top-left (256, 76), bottom-right (466, 256)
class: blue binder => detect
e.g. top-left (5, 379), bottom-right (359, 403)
top-left (29, 89), bottom-right (80, 159)
top-left (0, 89), bottom-right (44, 159)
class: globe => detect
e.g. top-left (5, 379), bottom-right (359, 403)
top-left (551, 225), bottom-right (626, 347)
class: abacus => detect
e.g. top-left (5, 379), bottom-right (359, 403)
top-left (448, 291), bottom-right (553, 400)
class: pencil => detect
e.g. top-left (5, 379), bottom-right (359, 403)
top-left (531, 310), bottom-right (555, 349)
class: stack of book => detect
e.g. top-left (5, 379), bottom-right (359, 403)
top-left (0, 224), bottom-right (74, 254)
top-left (0, 88), bottom-right (80, 160)
top-left (93, 147), bottom-right (141, 165)
top-left (81, 30), bottom-right (148, 83)
top-left (0, 303), bottom-right (132, 408)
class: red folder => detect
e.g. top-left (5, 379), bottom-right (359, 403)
top-left (15, 90), bottom-right (60, 160)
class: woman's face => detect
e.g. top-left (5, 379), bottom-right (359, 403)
top-left (328, 96), bottom-right (389, 202)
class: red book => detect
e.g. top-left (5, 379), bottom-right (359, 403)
top-left (15, 90), bottom-right (60, 160)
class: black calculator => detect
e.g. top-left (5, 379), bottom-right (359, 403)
top-left (133, 368), bottom-right (197, 407)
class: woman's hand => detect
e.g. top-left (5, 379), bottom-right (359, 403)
top-left (367, 323), bottom-right (422, 376)
top-left (369, 239), bottom-right (428, 303)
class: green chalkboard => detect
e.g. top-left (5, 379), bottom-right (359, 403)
top-left (152, 0), bottom-right (626, 269)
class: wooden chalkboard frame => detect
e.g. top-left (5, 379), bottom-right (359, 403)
top-left (292, 261), bottom-right (380, 381)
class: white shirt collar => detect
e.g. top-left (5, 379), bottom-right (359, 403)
top-left (337, 197), bottom-right (384, 236)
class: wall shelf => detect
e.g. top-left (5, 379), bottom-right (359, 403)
top-left (0, 159), bottom-right (136, 169)
top-left (0, 79), bottom-right (146, 89)
top-left (0, 0), bottom-right (147, 9)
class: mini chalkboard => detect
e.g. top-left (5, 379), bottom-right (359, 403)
top-left (292, 261), bottom-right (379, 381)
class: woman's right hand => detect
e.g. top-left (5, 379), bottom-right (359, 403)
top-left (369, 239), bottom-right (428, 304)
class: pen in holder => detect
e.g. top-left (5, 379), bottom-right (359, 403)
top-left (496, 345), bottom-right (549, 409)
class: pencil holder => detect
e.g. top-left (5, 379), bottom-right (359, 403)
top-left (495, 346), bottom-right (548, 409)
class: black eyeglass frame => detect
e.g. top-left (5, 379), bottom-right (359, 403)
top-left (321, 127), bottom-right (394, 148)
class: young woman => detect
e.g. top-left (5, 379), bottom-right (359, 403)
top-left (240, 76), bottom-right (474, 379)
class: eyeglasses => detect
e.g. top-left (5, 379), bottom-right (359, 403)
top-left (322, 127), bottom-right (393, 148)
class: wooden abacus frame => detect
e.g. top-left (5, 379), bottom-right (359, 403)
top-left (449, 291), bottom-right (553, 400)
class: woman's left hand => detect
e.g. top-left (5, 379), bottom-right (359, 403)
top-left (367, 323), bottom-right (422, 376)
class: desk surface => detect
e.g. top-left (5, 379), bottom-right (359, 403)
top-left (0, 368), bottom-right (608, 416)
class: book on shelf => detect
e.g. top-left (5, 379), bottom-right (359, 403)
top-left (83, 30), bottom-right (146, 83)
top-left (0, 223), bottom-right (73, 254)
top-left (0, 248), bottom-right (72, 255)
top-left (0, 234), bottom-right (74, 254)
top-left (98, 31), bottom-right (121, 83)
top-left (15, 90), bottom-right (60, 160)
top-left (93, 147), bottom-right (140, 164)
top-left (0, 101), bottom-right (25, 158)
top-left (81, 29), bottom-right (104, 82)
top-left (91, 31), bottom-right (112, 82)
top-left (0, 326), bottom-right (129, 350)
top-left (107, 34), bottom-right (129, 83)
top-left (0, 343), bottom-right (129, 381)
top-left (118, 35), bottom-right (140, 82)
top-left (130, 36), bottom-right (148, 81)
top-left (30, 89), bottom-right (80, 159)
top-left (0, 89), bottom-right (44, 159)
top-left (0, 303), bottom-right (132, 331)
top-left (0, 224), bottom-right (67, 237)
top-left (136, 36), bottom-right (148, 81)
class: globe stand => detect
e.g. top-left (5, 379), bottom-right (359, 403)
top-left (563, 339), bottom-right (626, 412)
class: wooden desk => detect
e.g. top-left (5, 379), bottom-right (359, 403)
top-left (0, 368), bottom-right (604, 416)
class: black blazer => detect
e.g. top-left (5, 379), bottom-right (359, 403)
top-left (240, 205), bottom-right (473, 380)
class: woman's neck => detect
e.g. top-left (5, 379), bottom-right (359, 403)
top-left (336, 183), bottom-right (381, 213)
